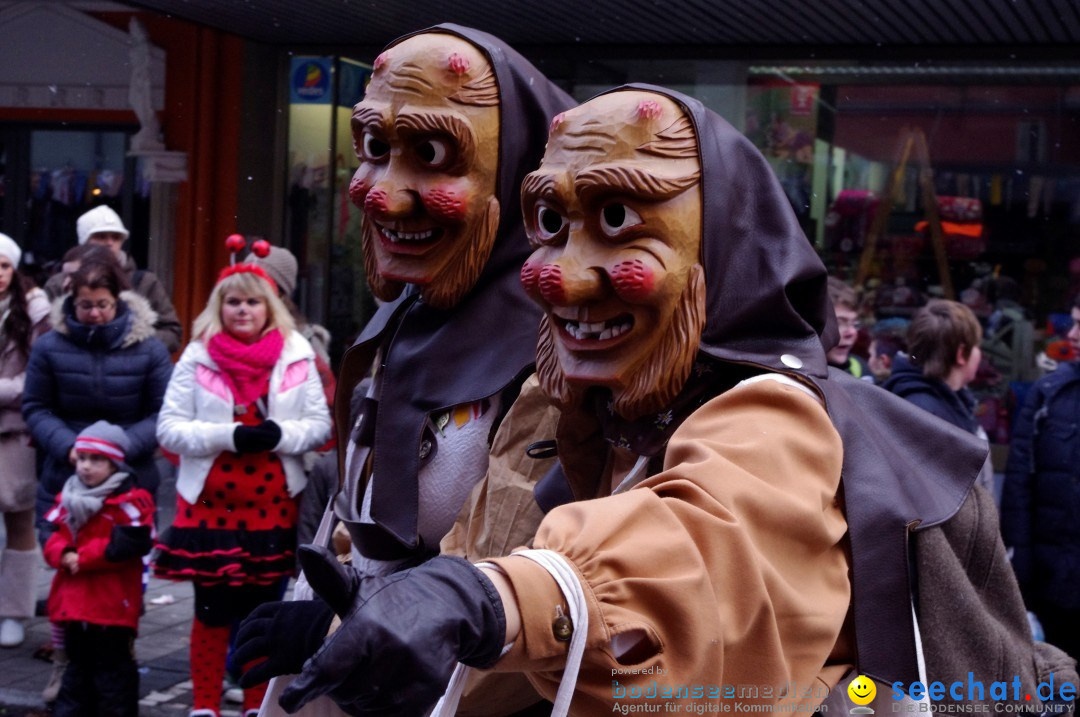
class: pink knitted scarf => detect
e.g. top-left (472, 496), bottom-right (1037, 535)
top-left (206, 329), bottom-right (284, 406)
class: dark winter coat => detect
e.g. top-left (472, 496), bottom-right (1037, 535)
top-left (1001, 360), bottom-right (1080, 610)
top-left (22, 292), bottom-right (173, 527)
top-left (883, 353), bottom-right (979, 434)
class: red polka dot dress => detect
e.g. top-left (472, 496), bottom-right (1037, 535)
top-left (153, 402), bottom-right (298, 587)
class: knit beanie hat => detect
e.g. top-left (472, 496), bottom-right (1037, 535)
top-left (0, 233), bottom-right (21, 266)
top-left (76, 206), bottom-right (129, 245)
top-left (74, 420), bottom-right (130, 465)
top-left (251, 245), bottom-right (298, 297)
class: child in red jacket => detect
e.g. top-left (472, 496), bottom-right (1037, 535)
top-left (43, 421), bottom-right (155, 717)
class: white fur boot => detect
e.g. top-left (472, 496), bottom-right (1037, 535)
top-left (0, 548), bottom-right (41, 647)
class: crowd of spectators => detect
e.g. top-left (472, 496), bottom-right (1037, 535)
top-left (828, 274), bottom-right (1080, 663)
top-left (1, 200), bottom-right (1078, 716)
top-left (0, 206), bottom-right (334, 716)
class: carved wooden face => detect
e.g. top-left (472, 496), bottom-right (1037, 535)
top-left (521, 91), bottom-right (706, 418)
top-left (349, 33), bottom-right (501, 309)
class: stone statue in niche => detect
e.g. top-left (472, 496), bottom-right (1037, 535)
top-left (128, 18), bottom-right (165, 152)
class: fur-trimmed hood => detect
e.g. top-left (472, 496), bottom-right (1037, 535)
top-left (50, 290), bottom-right (159, 349)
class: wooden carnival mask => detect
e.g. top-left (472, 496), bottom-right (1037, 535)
top-left (349, 32), bottom-right (501, 310)
top-left (521, 91), bottom-right (706, 418)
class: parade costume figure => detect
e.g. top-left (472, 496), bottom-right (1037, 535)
top-left (267, 86), bottom-right (1074, 717)
top-left (330, 24), bottom-right (573, 571)
top-left (153, 264), bottom-right (330, 717)
top-left (0, 233), bottom-right (50, 649)
top-left (232, 24), bottom-right (572, 717)
top-left (44, 421), bottom-right (155, 717)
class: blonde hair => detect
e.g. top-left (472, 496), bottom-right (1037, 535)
top-left (192, 271), bottom-right (295, 342)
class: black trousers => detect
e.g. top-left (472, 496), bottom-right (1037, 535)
top-left (52, 622), bottom-right (138, 717)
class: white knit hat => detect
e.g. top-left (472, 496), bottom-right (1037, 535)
top-left (76, 206), bottom-right (129, 245)
top-left (0, 233), bottom-right (21, 266)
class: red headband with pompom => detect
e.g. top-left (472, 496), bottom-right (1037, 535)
top-left (216, 263), bottom-right (277, 293)
top-left (219, 234), bottom-right (276, 291)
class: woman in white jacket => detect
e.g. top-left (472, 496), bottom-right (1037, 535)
top-left (153, 263), bottom-right (330, 717)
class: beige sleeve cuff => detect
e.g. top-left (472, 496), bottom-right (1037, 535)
top-left (486, 554), bottom-right (573, 672)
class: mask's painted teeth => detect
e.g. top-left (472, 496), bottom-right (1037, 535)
top-left (563, 317), bottom-right (633, 341)
top-left (380, 226), bottom-right (438, 242)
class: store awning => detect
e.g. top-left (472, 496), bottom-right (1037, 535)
top-left (124, 0), bottom-right (1080, 50)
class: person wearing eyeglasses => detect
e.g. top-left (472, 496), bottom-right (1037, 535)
top-left (826, 277), bottom-right (872, 380)
top-left (39, 206), bottom-right (183, 353)
top-left (23, 256), bottom-right (172, 546)
top-left (22, 257), bottom-right (172, 701)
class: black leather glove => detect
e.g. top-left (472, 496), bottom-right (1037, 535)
top-left (233, 420), bottom-right (282, 454)
top-left (104, 525), bottom-right (153, 562)
top-left (234, 598), bottom-right (336, 687)
top-left (278, 551), bottom-right (506, 716)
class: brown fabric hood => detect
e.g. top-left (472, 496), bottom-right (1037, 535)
top-left (336, 25), bottom-right (575, 549)
top-left (595, 84), bottom-right (988, 687)
top-left (615, 83), bottom-right (837, 378)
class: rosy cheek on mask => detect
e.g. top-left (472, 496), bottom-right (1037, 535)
top-left (349, 174), bottom-right (370, 208)
top-left (364, 188), bottom-right (390, 216)
top-left (610, 259), bottom-right (657, 303)
top-left (538, 263), bottom-right (567, 305)
top-left (520, 260), bottom-right (540, 296)
top-left (421, 187), bottom-right (468, 223)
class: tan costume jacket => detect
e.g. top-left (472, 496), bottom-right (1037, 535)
top-left (446, 376), bottom-right (853, 714)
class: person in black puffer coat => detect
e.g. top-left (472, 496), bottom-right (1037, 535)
top-left (1001, 296), bottom-right (1080, 660)
top-left (23, 258), bottom-right (172, 539)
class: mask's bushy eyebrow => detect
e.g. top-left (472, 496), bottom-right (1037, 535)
top-left (352, 105), bottom-right (387, 132)
top-left (522, 171), bottom-right (559, 202)
top-left (396, 111), bottom-right (476, 166)
top-left (575, 165), bottom-right (700, 202)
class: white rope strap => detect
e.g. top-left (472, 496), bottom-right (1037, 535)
top-left (432, 550), bottom-right (588, 717)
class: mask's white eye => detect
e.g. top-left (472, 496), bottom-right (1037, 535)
top-left (416, 138), bottom-right (450, 166)
top-left (362, 131), bottom-right (390, 160)
top-left (600, 203), bottom-right (643, 237)
top-left (535, 205), bottom-right (567, 240)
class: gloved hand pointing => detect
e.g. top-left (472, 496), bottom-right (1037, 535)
top-left (279, 553), bottom-right (507, 716)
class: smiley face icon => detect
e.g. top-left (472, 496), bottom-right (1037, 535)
top-left (847, 675), bottom-right (877, 706)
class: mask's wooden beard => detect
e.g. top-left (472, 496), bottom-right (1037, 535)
top-left (536, 264), bottom-right (707, 419)
top-left (360, 197), bottom-right (500, 311)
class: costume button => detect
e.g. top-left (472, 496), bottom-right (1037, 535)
top-left (780, 353), bottom-right (803, 369)
top-left (419, 439), bottom-right (433, 460)
top-left (552, 606), bottom-right (572, 642)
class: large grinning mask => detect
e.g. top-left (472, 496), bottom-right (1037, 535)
top-left (349, 33), bottom-right (501, 310)
top-left (521, 91), bottom-right (706, 419)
